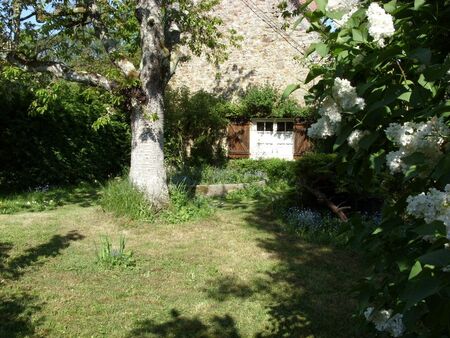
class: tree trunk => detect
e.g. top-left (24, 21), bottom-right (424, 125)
top-left (130, 0), bottom-right (169, 207)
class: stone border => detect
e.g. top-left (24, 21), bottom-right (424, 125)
top-left (195, 180), bottom-right (266, 197)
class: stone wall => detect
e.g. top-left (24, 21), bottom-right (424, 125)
top-left (169, 0), bottom-right (316, 104)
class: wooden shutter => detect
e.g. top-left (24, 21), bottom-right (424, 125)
top-left (227, 123), bottom-right (250, 158)
top-left (293, 122), bottom-right (312, 159)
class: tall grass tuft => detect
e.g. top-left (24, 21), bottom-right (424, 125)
top-left (160, 183), bottom-right (214, 223)
top-left (100, 178), bottom-right (156, 222)
top-left (100, 178), bottom-right (214, 224)
top-left (96, 236), bottom-right (135, 268)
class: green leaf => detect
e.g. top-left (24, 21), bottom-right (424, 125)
top-left (315, 0), bottom-right (326, 12)
top-left (282, 84), bottom-right (300, 99)
top-left (414, 0), bottom-right (426, 10)
top-left (431, 154), bottom-right (450, 184)
top-left (404, 165), bottom-right (419, 181)
top-left (384, 0), bottom-right (397, 13)
top-left (403, 152), bottom-right (427, 165)
top-left (359, 132), bottom-right (378, 150)
top-left (314, 42), bottom-right (329, 57)
top-left (372, 227), bottom-right (383, 235)
top-left (369, 150), bottom-right (385, 173)
top-left (409, 48), bottom-right (432, 65)
top-left (401, 275), bottom-right (442, 309)
top-left (423, 64), bottom-right (447, 81)
top-left (352, 29), bottom-right (365, 42)
top-left (414, 222), bottom-right (446, 237)
top-left (305, 67), bottom-right (327, 83)
top-left (397, 91), bottom-right (411, 102)
top-left (397, 260), bottom-right (410, 272)
top-left (333, 125), bottom-right (353, 151)
top-left (419, 250), bottom-right (450, 267)
top-left (409, 261), bottom-right (422, 280)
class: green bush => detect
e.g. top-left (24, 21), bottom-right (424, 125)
top-left (170, 164), bottom-right (268, 185)
top-left (169, 159), bottom-right (296, 186)
top-left (239, 85), bottom-right (277, 117)
top-left (165, 87), bottom-right (228, 167)
top-left (288, 1), bottom-right (450, 334)
top-left (294, 153), bottom-right (381, 212)
top-left (226, 159), bottom-right (297, 182)
top-left (0, 71), bottom-right (130, 192)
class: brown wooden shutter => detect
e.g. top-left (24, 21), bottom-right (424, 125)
top-left (293, 122), bottom-right (312, 159)
top-left (227, 122), bottom-right (250, 158)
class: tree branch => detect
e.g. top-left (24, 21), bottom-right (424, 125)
top-left (89, 0), bottom-right (139, 78)
top-left (6, 53), bottom-right (117, 91)
top-left (302, 182), bottom-right (349, 222)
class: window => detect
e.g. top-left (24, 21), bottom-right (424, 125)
top-left (276, 121), bottom-right (294, 132)
top-left (257, 121), bottom-right (274, 132)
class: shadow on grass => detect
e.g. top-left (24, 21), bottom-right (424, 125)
top-left (1, 231), bottom-right (85, 280)
top-left (207, 202), bottom-right (363, 338)
top-left (253, 204), bottom-right (361, 337)
top-left (0, 241), bottom-right (13, 270)
top-left (41, 184), bottom-right (100, 208)
top-left (127, 309), bottom-right (241, 338)
top-left (0, 183), bottom-right (100, 214)
top-left (0, 232), bottom-right (83, 336)
top-left (204, 275), bottom-right (255, 302)
top-left (0, 294), bottom-right (42, 338)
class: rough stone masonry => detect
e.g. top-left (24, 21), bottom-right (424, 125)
top-left (169, 0), bottom-right (317, 103)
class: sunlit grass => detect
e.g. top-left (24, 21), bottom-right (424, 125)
top-left (0, 187), bottom-right (363, 337)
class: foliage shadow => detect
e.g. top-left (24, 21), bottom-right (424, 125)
top-left (204, 200), bottom-right (363, 337)
top-left (1, 231), bottom-right (85, 280)
top-left (127, 309), bottom-right (241, 338)
top-left (0, 293), bottom-right (42, 338)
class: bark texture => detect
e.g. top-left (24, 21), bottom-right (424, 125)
top-left (130, 0), bottom-right (169, 207)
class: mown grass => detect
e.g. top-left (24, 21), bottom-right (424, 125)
top-left (0, 185), bottom-right (364, 337)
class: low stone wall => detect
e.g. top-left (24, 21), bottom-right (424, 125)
top-left (195, 180), bottom-right (266, 197)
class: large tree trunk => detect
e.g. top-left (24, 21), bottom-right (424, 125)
top-left (130, 0), bottom-right (169, 207)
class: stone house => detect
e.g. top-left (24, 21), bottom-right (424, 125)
top-left (170, 0), bottom-right (316, 159)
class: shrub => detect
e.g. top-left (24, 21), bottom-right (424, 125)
top-left (224, 85), bottom-right (311, 120)
top-left (226, 159), bottom-right (297, 183)
top-left (239, 85), bottom-right (277, 117)
top-left (169, 159), bottom-right (296, 187)
top-left (294, 153), bottom-right (382, 212)
top-left (284, 0), bottom-right (450, 335)
top-left (165, 87), bottom-right (229, 167)
top-left (0, 71), bottom-right (130, 191)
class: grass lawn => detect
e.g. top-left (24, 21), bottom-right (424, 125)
top-left (0, 188), bottom-right (363, 337)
